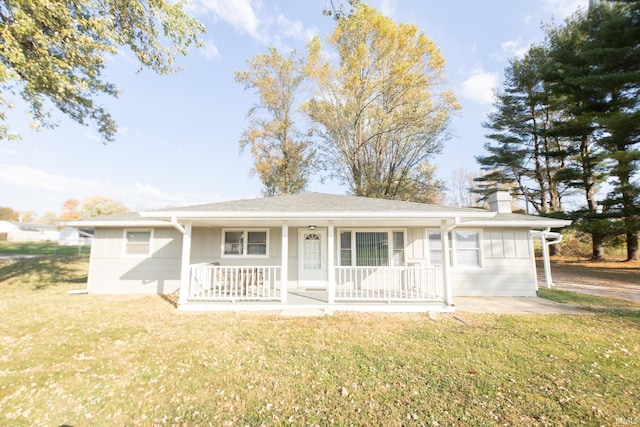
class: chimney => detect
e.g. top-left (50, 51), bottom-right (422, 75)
top-left (488, 190), bottom-right (512, 213)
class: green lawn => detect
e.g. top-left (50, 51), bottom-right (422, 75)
top-left (0, 241), bottom-right (90, 257)
top-left (1, 257), bottom-right (638, 426)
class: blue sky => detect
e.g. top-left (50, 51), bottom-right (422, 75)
top-left (0, 0), bottom-right (589, 216)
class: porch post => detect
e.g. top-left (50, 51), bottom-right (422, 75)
top-left (179, 222), bottom-right (192, 307)
top-left (327, 221), bottom-right (335, 304)
top-left (441, 220), bottom-right (453, 306)
top-left (281, 221), bottom-right (288, 303)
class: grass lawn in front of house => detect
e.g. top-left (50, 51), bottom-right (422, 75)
top-left (1, 256), bottom-right (638, 426)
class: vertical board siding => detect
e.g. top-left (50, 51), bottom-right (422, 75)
top-left (87, 227), bottom-right (182, 294)
top-left (485, 229), bottom-right (531, 259)
top-left (452, 228), bottom-right (536, 296)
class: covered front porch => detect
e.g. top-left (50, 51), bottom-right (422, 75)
top-left (167, 210), bottom-right (459, 312)
top-left (179, 262), bottom-right (451, 312)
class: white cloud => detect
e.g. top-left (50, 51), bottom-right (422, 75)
top-left (195, 0), bottom-right (263, 40)
top-left (0, 164), bottom-right (209, 213)
top-left (0, 164), bottom-right (88, 194)
top-left (501, 39), bottom-right (529, 58)
top-left (543, 0), bottom-right (589, 18)
top-left (379, 0), bottom-right (397, 17)
top-left (201, 38), bottom-right (220, 60)
top-left (459, 69), bottom-right (499, 105)
top-left (275, 14), bottom-right (316, 40)
top-left (193, 0), bottom-right (317, 48)
top-left (83, 132), bottom-right (101, 143)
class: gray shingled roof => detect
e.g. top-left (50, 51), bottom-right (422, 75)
top-left (153, 192), bottom-right (486, 214)
top-left (72, 193), bottom-right (569, 228)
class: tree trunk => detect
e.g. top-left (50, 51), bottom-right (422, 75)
top-left (580, 135), bottom-right (605, 260)
top-left (627, 231), bottom-right (639, 261)
top-left (592, 233), bottom-right (606, 260)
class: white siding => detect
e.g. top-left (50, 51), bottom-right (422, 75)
top-left (88, 226), bottom-right (286, 295)
top-left (88, 227), bottom-right (182, 294)
top-left (451, 228), bottom-right (537, 297)
top-left (406, 227), bottom-right (426, 260)
top-left (86, 224), bottom-right (539, 297)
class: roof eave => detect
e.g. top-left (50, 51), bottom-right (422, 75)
top-left (62, 220), bottom-right (176, 228)
top-left (139, 210), bottom-right (495, 220)
top-left (460, 219), bottom-right (572, 228)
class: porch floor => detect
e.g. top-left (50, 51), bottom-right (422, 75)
top-left (180, 289), bottom-right (452, 313)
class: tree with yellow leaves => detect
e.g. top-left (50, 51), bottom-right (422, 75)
top-left (306, 3), bottom-right (458, 202)
top-left (235, 48), bottom-right (315, 197)
top-left (81, 196), bottom-right (130, 218)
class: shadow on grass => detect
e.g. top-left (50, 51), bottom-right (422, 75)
top-left (0, 256), bottom-right (88, 289)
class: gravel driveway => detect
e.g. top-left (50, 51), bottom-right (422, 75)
top-left (539, 261), bottom-right (640, 303)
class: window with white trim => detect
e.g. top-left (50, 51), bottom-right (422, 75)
top-left (124, 229), bottom-right (152, 256)
top-left (455, 230), bottom-right (481, 267)
top-left (339, 230), bottom-right (405, 266)
top-left (427, 229), bottom-right (482, 268)
top-left (222, 229), bottom-right (268, 257)
top-left (427, 229), bottom-right (448, 266)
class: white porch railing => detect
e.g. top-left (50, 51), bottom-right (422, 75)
top-left (334, 266), bottom-right (443, 302)
top-left (188, 264), bottom-right (281, 302)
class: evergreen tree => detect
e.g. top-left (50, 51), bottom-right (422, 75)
top-left (545, 1), bottom-right (640, 260)
top-left (477, 46), bottom-right (569, 216)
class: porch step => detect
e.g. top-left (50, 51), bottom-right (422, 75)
top-left (279, 307), bottom-right (332, 317)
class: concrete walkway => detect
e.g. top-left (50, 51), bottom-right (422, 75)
top-left (453, 296), bottom-right (587, 314)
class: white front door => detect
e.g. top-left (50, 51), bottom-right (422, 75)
top-left (298, 229), bottom-right (327, 288)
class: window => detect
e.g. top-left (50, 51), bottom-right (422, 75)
top-left (427, 229), bottom-right (481, 268)
top-left (392, 231), bottom-right (405, 266)
top-left (455, 230), bottom-right (481, 267)
top-left (124, 229), bottom-right (152, 256)
top-left (340, 231), bottom-right (352, 266)
top-left (339, 230), bottom-right (405, 267)
top-left (222, 230), bottom-right (268, 257)
top-left (427, 230), bottom-right (446, 266)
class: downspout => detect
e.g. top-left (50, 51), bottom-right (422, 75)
top-left (170, 216), bottom-right (186, 234)
top-left (532, 228), bottom-right (563, 289)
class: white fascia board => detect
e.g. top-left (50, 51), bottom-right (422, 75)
top-left (460, 219), bottom-right (572, 228)
top-left (139, 210), bottom-right (495, 220)
top-left (63, 220), bottom-right (175, 228)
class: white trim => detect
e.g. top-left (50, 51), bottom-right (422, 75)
top-left (178, 223), bottom-right (192, 307)
top-left (221, 228), bottom-right (269, 258)
top-left (531, 228), bottom-right (563, 289)
top-left (460, 219), bottom-right (572, 228)
top-left (140, 210), bottom-right (495, 220)
top-left (65, 220), bottom-right (173, 227)
top-left (281, 222), bottom-right (288, 303)
top-left (327, 222), bottom-right (335, 304)
top-left (122, 229), bottom-right (153, 257)
top-left (440, 221), bottom-right (452, 306)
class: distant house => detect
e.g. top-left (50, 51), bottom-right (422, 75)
top-left (58, 227), bottom-right (94, 246)
top-left (67, 192), bottom-right (570, 312)
top-left (0, 221), bottom-right (60, 242)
